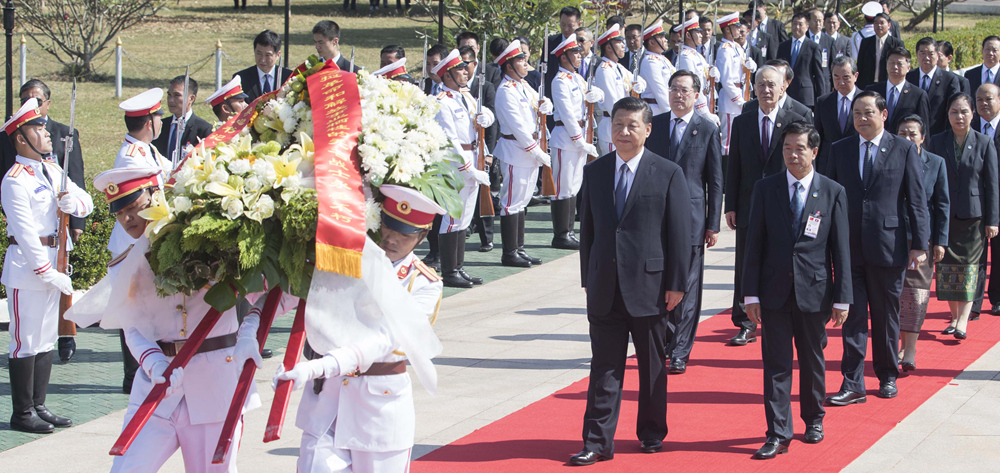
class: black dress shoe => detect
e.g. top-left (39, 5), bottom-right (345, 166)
top-left (970, 311), bottom-right (980, 321)
top-left (752, 438), bottom-right (788, 459)
top-left (458, 269), bottom-right (483, 285)
top-left (10, 412), bottom-right (54, 434)
top-left (942, 326), bottom-right (957, 335)
top-left (639, 439), bottom-right (662, 453)
top-left (826, 389), bottom-right (867, 406)
top-left (34, 405), bottom-right (72, 428)
top-left (261, 348), bottom-right (273, 359)
top-left (569, 449), bottom-right (611, 466)
top-left (58, 337), bottom-right (76, 362)
top-left (804, 424), bottom-right (824, 444)
top-left (442, 271), bottom-right (474, 288)
top-left (954, 329), bottom-right (967, 340)
top-left (878, 381), bottom-right (898, 399)
top-left (422, 255), bottom-right (441, 273)
top-left (517, 248), bottom-right (542, 265)
top-left (669, 359), bottom-right (687, 374)
top-left (552, 234), bottom-right (580, 250)
top-left (479, 242), bottom-right (493, 252)
top-left (900, 361), bottom-right (916, 372)
top-left (728, 327), bottom-right (757, 346)
top-left (992, 303), bottom-right (1000, 315)
top-left (501, 251), bottom-right (532, 268)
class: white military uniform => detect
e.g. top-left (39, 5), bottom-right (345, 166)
top-left (494, 76), bottom-right (544, 216)
top-left (295, 251), bottom-right (442, 473)
top-left (2, 157), bottom-right (93, 358)
top-left (434, 85), bottom-right (485, 233)
top-left (851, 24), bottom-right (875, 59)
top-left (716, 39), bottom-right (750, 153)
top-left (108, 134), bottom-right (170, 257)
top-left (593, 59), bottom-right (634, 154)
top-left (639, 50), bottom-right (675, 116)
top-left (675, 45), bottom-right (712, 116)
top-left (550, 67), bottom-right (589, 200)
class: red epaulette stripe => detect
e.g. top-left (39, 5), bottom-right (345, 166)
top-left (8, 163), bottom-right (24, 178)
top-left (34, 263), bottom-right (52, 274)
top-left (139, 348), bottom-right (162, 365)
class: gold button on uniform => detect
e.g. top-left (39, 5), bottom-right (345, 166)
top-left (342, 379), bottom-right (349, 386)
top-left (384, 390), bottom-right (391, 395)
top-left (226, 356), bottom-right (233, 362)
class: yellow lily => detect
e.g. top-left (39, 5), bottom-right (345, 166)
top-left (204, 181), bottom-right (242, 198)
top-left (265, 153), bottom-right (302, 189)
top-left (137, 189), bottom-right (175, 239)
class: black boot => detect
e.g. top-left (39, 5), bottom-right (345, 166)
top-left (517, 210), bottom-right (542, 265)
top-left (456, 233), bottom-right (483, 285)
top-left (32, 351), bottom-right (72, 427)
top-left (440, 232), bottom-right (473, 288)
top-left (57, 337), bottom-right (75, 362)
top-left (120, 330), bottom-right (139, 394)
top-left (501, 215), bottom-right (531, 267)
top-left (9, 356), bottom-right (54, 434)
top-left (551, 199), bottom-right (580, 250)
top-left (422, 215), bottom-right (443, 272)
top-left (567, 195), bottom-right (580, 243)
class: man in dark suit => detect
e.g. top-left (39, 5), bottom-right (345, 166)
top-left (864, 47), bottom-right (930, 138)
top-left (546, 6), bottom-right (582, 101)
top-left (571, 97), bottom-right (691, 466)
top-left (646, 71), bottom-right (723, 374)
top-left (620, 24), bottom-right (644, 70)
top-left (807, 10), bottom-right (834, 81)
top-left (233, 30), bottom-right (294, 104)
top-left (456, 32), bottom-right (502, 88)
top-left (776, 12), bottom-right (828, 107)
top-left (744, 10), bottom-right (777, 61)
top-left (826, 90), bottom-right (929, 405)
top-left (815, 56), bottom-right (861, 173)
top-left (937, 40), bottom-right (972, 95)
top-left (743, 121), bottom-right (852, 459)
top-left (975, 84), bottom-right (1000, 315)
top-left (312, 20), bottom-right (361, 73)
top-left (736, 18), bottom-right (765, 71)
top-left (151, 76), bottom-right (213, 163)
top-left (907, 37), bottom-right (961, 135)
top-left (823, 12), bottom-right (852, 58)
top-left (725, 65), bottom-right (806, 346)
top-left (751, 0), bottom-right (788, 43)
top-left (965, 36), bottom-right (1000, 95)
top-left (856, 14), bottom-right (903, 88)
top-left (743, 60), bottom-right (814, 123)
top-left (880, 0), bottom-right (902, 39)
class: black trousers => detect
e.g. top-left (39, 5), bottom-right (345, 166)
top-left (426, 215), bottom-right (443, 258)
top-left (840, 264), bottom-right (904, 393)
top-left (732, 226), bottom-right (755, 330)
top-left (760, 292), bottom-right (828, 443)
top-left (343, 0), bottom-right (355, 8)
top-left (669, 245), bottom-right (704, 361)
top-left (582, 285), bottom-right (669, 456)
top-left (974, 235), bottom-right (995, 312)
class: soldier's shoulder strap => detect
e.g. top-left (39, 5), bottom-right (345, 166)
top-left (7, 163), bottom-right (25, 178)
top-left (108, 244), bottom-right (134, 268)
top-left (412, 259), bottom-right (441, 282)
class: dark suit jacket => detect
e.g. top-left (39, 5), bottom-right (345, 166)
top-left (743, 172), bottom-right (853, 312)
top-left (748, 43), bottom-right (765, 70)
top-left (864, 81), bottom-right (930, 138)
top-left (906, 67), bottom-right (961, 135)
top-left (233, 65), bottom-right (294, 104)
top-left (857, 34), bottom-right (904, 88)
top-left (665, 49), bottom-right (678, 66)
top-left (579, 149), bottom-right (691, 318)
top-left (965, 65), bottom-right (1000, 96)
top-left (827, 132), bottom-right (929, 267)
top-left (890, 19), bottom-right (901, 40)
top-left (646, 113), bottom-right (723, 246)
top-left (928, 129), bottom-right (1000, 225)
top-left (909, 148), bottom-right (950, 246)
top-left (763, 17), bottom-right (788, 43)
top-left (621, 49), bottom-right (643, 70)
top-left (479, 62), bottom-right (502, 90)
top-left (814, 89), bottom-right (860, 173)
top-left (828, 33), bottom-right (852, 58)
top-left (544, 32), bottom-right (570, 99)
top-left (334, 55), bottom-right (361, 73)
top-left (956, 70), bottom-right (972, 96)
top-left (151, 113), bottom-right (214, 159)
top-left (777, 38), bottom-right (828, 107)
top-left (743, 96), bottom-right (814, 123)
top-left (972, 116), bottom-right (1000, 151)
top-left (751, 29), bottom-right (778, 61)
top-left (725, 105), bottom-right (805, 224)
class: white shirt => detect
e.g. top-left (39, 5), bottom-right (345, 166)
top-left (983, 115), bottom-right (1000, 137)
top-left (983, 63), bottom-right (1000, 84)
top-left (257, 65), bottom-right (277, 92)
top-left (614, 147), bottom-right (644, 202)
top-left (885, 79), bottom-right (905, 101)
top-left (859, 130), bottom-right (885, 176)
top-left (837, 87), bottom-right (858, 106)
top-left (919, 66), bottom-right (938, 89)
top-left (809, 30), bottom-right (822, 44)
top-left (669, 109), bottom-right (695, 141)
top-left (828, 31), bottom-right (840, 41)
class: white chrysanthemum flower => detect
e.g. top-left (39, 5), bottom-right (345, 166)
top-left (173, 195), bottom-right (192, 213)
top-left (228, 159), bottom-right (251, 175)
top-left (365, 198), bottom-right (381, 232)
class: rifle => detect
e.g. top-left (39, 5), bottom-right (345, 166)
top-left (349, 46), bottom-right (355, 72)
top-left (56, 79), bottom-right (77, 336)
top-left (837, 12), bottom-right (860, 34)
top-left (744, 6), bottom-right (758, 102)
top-left (631, 45), bottom-right (645, 98)
top-left (171, 66), bottom-right (191, 169)
top-left (539, 26), bottom-right (556, 197)
top-left (476, 43), bottom-right (495, 217)
top-left (585, 27), bottom-right (600, 163)
top-left (420, 35), bottom-right (429, 93)
top-left (708, 5), bottom-right (718, 114)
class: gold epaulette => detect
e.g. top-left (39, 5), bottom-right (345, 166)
top-left (7, 163), bottom-right (24, 178)
top-left (436, 91), bottom-right (449, 100)
top-left (413, 259), bottom-right (441, 282)
top-left (107, 244), bottom-right (134, 268)
top-left (125, 143), bottom-right (147, 158)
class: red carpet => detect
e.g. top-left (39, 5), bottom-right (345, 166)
top-left (412, 297), bottom-right (1000, 472)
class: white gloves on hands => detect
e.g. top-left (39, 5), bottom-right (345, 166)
top-left (632, 77), bottom-right (647, 94)
top-left (476, 108), bottom-right (495, 128)
top-left (471, 169), bottom-right (491, 186)
top-left (272, 356), bottom-right (341, 391)
top-left (151, 361), bottom-right (184, 398)
top-left (576, 140), bottom-right (599, 157)
top-left (585, 88), bottom-right (605, 104)
top-left (530, 146), bottom-right (551, 167)
top-left (232, 337), bottom-right (263, 370)
top-left (57, 193), bottom-right (81, 215)
top-left (39, 269), bottom-right (73, 295)
top-left (744, 59), bottom-right (758, 73)
top-left (537, 97), bottom-right (554, 115)
top-left (708, 66), bottom-right (721, 80)
top-left (705, 113), bottom-right (721, 127)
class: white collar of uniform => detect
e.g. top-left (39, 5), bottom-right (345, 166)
top-left (758, 104), bottom-right (779, 124)
top-left (786, 168), bottom-right (815, 193)
top-left (15, 155), bottom-right (45, 169)
top-left (392, 252), bottom-right (416, 270)
top-left (442, 84), bottom-right (464, 94)
top-left (861, 24), bottom-right (874, 35)
top-left (670, 109), bottom-right (695, 124)
top-left (601, 56), bottom-right (618, 65)
top-left (863, 129), bottom-right (885, 149)
top-left (721, 38), bottom-right (734, 45)
top-left (920, 65), bottom-right (938, 79)
top-left (838, 87), bottom-right (859, 103)
top-left (558, 66), bottom-right (578, 75)
top-left (615, 147), bottom-right (644, 174)
top-left (124, 133), bottom-right (149, 145)
top-left (680, 44), bottom-right (698, 53)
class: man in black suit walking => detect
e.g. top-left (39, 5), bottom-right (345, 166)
top-left (646, 70), bottom-right (723, 374)
top-left (233, 30), bottom-right (294, 104)
top-left (151, 76), bottom-right (213, 163)
top-left (726, 65), bottom-right (806, 346)
top-left (750, 0), bottom-right (787, 43)
top-left (856, 14), bottom-right (902, 88)
top-left (571, 97), bottom-right (691, 466)
top-left (965, 36), bottom-right (1000, 95)
top-left (312, 20), bottom-right (361, 73)
top-left (815, 56), bottom-right (861, 173)
top-left (907, 37), bottom-right (961, 135)
top-left (976, 84), bottom-right (1000, 315)
top-left (864, 47), bottom-right (930, 138)
top-left (744, 9), bottom-right (777, 61)
top-left (742, 60), bottom-right (814, 123)
top-left (777, 12), bottom-right (828, 107)
top-left (743, 121), bottom-right (852, 459)
top-left (826, 90), bottom-right (929, 404)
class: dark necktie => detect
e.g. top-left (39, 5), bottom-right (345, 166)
top-left (40, 163), bottom-right (53, 189)
top-left (986, 122), bottom-right (994, 138)
top-left (615, 163), bottom-right (629, 220)
top-left (863, 142), bottom-right (874, 188)
top-left (839, 96), bottom-right (850, 133)
top-left (887, 86), bottom-right (898, 119)
top-left (167, 120), bottom-right (178, 161)
top-left (262, 74), bottom-right (272, 94)
top-left (791, 181), bottom-right (804, 236)
top-left (761, 116), bottom-right (771, 161)
top-left (921, 74), bottom-right (930, 92)
top-left (669, 117), bottom-right (683, 159)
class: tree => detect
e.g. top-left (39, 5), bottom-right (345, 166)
top-left (16, 0), bottom-right (165, 78)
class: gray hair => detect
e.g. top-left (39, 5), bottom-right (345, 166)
top-left (831, 55), bottom-right (858, 75)
top-left (756, 65), bottom-right (783, 82)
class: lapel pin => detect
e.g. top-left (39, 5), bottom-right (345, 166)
top-left (936, 80), bottom-right (941, 84)
top-left (692, 130), bottom-right (698, 135)
top-left (776, 122), bottom-right (782, 127)
top-left (903, 88), bottom-right (909, 93)
top-left (812, 191), bottom-right (819, 198)
top-left (880, 147), bottom-right (887, 153)
top-left (969, 145), bottom-right (973, 149)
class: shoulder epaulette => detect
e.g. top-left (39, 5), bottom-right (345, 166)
top-left (436, 91), bottom-right (449, 100)
top-left (502, 80), bottom-right (517, 88)
top-left (125, 143), bottom-right (148, 158)
top-left (600, 61), bottom-right (613, 69)
top-left (107, 244), bottom-right (134, 268)
top-left (413, 259), bottom-right (441, 282)
top-left (7, 163), bottom-right (24, 178)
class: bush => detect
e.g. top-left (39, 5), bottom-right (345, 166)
top-left (903, 18), bottom-right (1000, 70)
top-left (0, 184), bottom-right (114, 299)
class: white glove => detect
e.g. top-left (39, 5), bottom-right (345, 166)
top-left (632, 77), bottom-right (647, 94)
top-left (708, 66), bottom-right (721, 81)
top-left (585, 88), bottom-right (605, 104)
top-left (530, 146), bottom-right (551, 167)
top-left (576, 140), bottom-right (599, 157)
top-left (705, 113), bottom-right (721, 127)
top-left (150, 361), bottom-right (184, 398)
top-left (476, 109), bottom-right (495, 128)
top-left (38, 269), bottom-right (73, 295)
top-left (744, 59), bottom-right (758, 73)
top-left (232, 337), bottom-right (263, 370)
top-left (538, 97), bottom-right (554, 115)
top-left (471, 169), bottom-right (491, 186)
top-left (57, 193), bottom-right (81, 215)
top-left (272, 356), bottom-right (341, 391)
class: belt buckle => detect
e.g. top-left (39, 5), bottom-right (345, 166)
top-left (46, 233), bottom-right (58, 248)
top-left (171, 340), bottom-right (186, 355)
top-left (347, 368), bottom-right (362, 378)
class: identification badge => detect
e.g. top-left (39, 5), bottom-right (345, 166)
top-left (804, 212), bottom-right (821, 239)
top-left (822, 49), bottom-right (828, 68)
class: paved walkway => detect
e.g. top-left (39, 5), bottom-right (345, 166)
top-left (1, 209), bottom-right (999, 472)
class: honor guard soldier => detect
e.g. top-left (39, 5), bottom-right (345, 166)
top-left (493, 39), bottom-right (554, 267)
top-left (430, 49), bottom-right (494, 288)
top-left (549, 36), bottom-right (603, 250)
top-left (91, 169), bottom-right (265, 473)
top-left (676, 17), bottom-right (722, 126)
top-left (852, 2), bottom-right (882, 58)
top-left (275, 184), bottom-right (444, 473)
top-left (638, 20), bottom-right (677, 116)
top-left (374, 58), bottom-right (415, 84)
top-left (205, 76), bottom-right (249, 124)
top-left (3, 99), bottom-right (94, 433)
top-left (593, 24), bottom-right (646, 154)
top-left (717, 12), bottom-right (757, 154)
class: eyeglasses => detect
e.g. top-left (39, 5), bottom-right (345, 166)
top-left (668, 87), bottom-right (696, 95)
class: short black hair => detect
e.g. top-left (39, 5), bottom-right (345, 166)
top-left (611, 96), bottom-right (652, 125)
top-left (781, 120), bottom-right (821, 149)
top-left (169, 75), bottom-right (199, 98)
top-left (124, 114), bottom-right (153, 133)
top-left (853, 89), bottom-right (888, 112)
top-left (684, 9), bottom-right (699, 17)
top-left (20, 79), bottom-right (50, 100)
top-left (455, 31), bottom-right (480, 47)
top-left (873, 12), bottom-right (891, 23)
top-left (749, 0), bottom-right (766, 10)
top-left (489, 37), bottom-right (509, 58)
top-left (983, 36), bottom-right (1000, 49)
top-left (791, 11), bottom-right (810, 22)
top-left (253, 30), bottom-right (282, 53)
top-left (699, 16), bottom-right (713, 25)
top-left (312, 20), bottom-right (341, 41)
top-left (765, 58), bottom-right (794, 82)
top-left (937, 40), bottom-right (954, 57)
top-left (457, 45), bottom-right (475, 61)
top-left (885, 46), bottom-right (911, 62)
top-left (947, 92), bottom-right (974, 112)
top-left (428, 44), bottom-right (449, 61)
top-left (559, 6), bottom-right (581, 21)
top-left (606, 15), bottom-right (625, 29)
top-left (824, 11), bottom-right (836, 20)
top-left (897, 114), bottom-right (925, 136)
top-left (915, 37), bottom-right (936, 52)
top-left (624, 24), bottom-right (643, 36)
top-left (669, 69), bottom-right (701, 92)
top-left (381, 44), bottom-right (405, 59)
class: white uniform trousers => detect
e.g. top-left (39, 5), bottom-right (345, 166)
top-left (720, 112), bottom-right (736, 155)
top-left (498, 163), bottom-right (539, 216)
top-left (440, 175), bottom-right (478, 233)
top-left (6, 288), bottom-right (58, 359)
top-left (551, 148), bottom-right (586, 200)
top-left (597, 139), bottom-right (615, 156)
top-left (298, 418), bottom-right (412, 473)
top-left (110, 398), bottom-right (242, 473)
